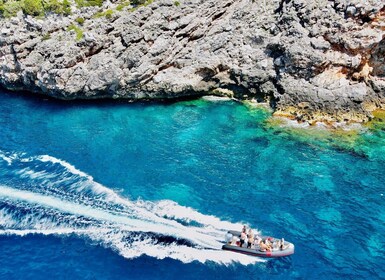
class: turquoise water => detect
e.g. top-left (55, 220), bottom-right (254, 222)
top-left (0, 91), bottom-right (384, 279)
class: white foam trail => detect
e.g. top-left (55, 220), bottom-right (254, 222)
top-left (37, 155), bottom-right (121, 200)
top-left (0, 151), bottom-right (31, 165)
top-left (0, 227), bottom-right (262, 265)
top-left (34, 155), bottom-right (248, 237)
top-left (0, 185), bottom-right (222, 249)
top-left (0, 152), bottom-right (266, 265)
top-left (0, 185), bottom-right (137, 224)
top-left (111, 240), bottom-right (261, 265)
top-left (0, 151), bottom-right (16, 165)
top-left (146, 200), bottom-right (247, 231)
top-left (17, 168), bottom-right (56, 180)
top-left (38, 155), bottom-right (91, 179)
top-left (0, 228), bottom-right (97, 236)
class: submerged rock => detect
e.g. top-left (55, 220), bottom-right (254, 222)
top-left (0, 0), bottom-right (385, 123)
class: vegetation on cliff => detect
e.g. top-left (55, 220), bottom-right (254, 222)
top-left (0, 0), bottom-right (151, 17)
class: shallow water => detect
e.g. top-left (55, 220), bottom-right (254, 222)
top-left (0, 91), bottom-right (384, 279)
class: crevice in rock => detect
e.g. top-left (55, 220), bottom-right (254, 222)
top-left (158, 62), bottom-right (175, 72)
top-left (322, 34), bottom-right (358, 56)
top-left (120, 35), bottom-right (128, 47)
top-left (84, 44), bottom-right (104, 57)
top-left (369, 36), bottom-right (385, 77)
top-left (274, 0), bottom-right (289, 15)
top-left (270, 78), bottom-right (283, 109)
top-left (105, 26), bottom-right (115, 34)
top-left (212, 10), bottom-right (227, 22)
top-left (265, 42), bottom-right (285, 59)
top-left (195, 67), bottom-right (216, 82)
top-left (10, 44), bottom-right (21, 72)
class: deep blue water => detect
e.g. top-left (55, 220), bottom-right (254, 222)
top-left (0, 90), bottom-right (384, 279)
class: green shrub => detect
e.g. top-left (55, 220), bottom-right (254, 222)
top-left (143, 0), bottom-right (152, 6)
top-left (3, 0), bottom-right (22, 17)
top-left (93, 9), bottom-right (113, 19)
top-left (75, 0), bottom-right (104, 8)
top-left (174, 1), bottom-right (179, 6)
top-left (116, 0), bottom-right (130, 11)
top-left (0, 0), bottom-right (4, 15)
top-left (67, 23), bottom-right (83, 41)
top-left (92, 10), bottom-right (103, 17)
top-left (44, 0), bottom-right (60, 13)
top-left (105, 8), bottom-right (112, 18)
top-left (42, 33), bottom-right (51, 40)
top-left (75, 16), bottom-right (85, 24)
top-left (44, 0), bottom-right (63, 14)
top-left (131, 0), bottom-right (145, 5)
top-left (62, 0), bottom-right (71, 15)
top-left (74, 0), bottom-right (85, 7)
top-left (22, 0), bottom-right (44, 16)
top-left (41, 0), bottom-right (72, 15)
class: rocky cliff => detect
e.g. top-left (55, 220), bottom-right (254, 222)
top-left (0, 0), bottom-right (384, 123)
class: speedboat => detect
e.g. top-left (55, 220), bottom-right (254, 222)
top-left (222, 230), bottom-right (294, 258)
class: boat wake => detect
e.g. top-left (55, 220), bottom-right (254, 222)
top-left (0, 150), bottom-right (263, 265)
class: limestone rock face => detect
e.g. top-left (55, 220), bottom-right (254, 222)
top-left (0, 0), bottom-right (385, 122)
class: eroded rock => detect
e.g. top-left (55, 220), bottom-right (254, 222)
top-left (0, 0), bottom-right (384, 123)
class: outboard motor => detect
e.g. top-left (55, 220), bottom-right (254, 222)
top-left (225, 232), bottom-right (233, 243)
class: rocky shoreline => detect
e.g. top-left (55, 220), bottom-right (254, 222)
top-left (0, 0), bottom-right (384, 123)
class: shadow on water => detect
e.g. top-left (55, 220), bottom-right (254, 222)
top-left (0, 87), bottom-right (208, 109)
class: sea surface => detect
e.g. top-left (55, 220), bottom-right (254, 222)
top-left (0, 90), bottom-right (384, 279)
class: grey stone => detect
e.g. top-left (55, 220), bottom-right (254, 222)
top-left (346, 6), bottom-right (357, 17)
top-left (0, 0), bottom-right (384, 122)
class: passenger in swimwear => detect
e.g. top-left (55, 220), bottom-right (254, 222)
top-left (242, 225), bottom-right (247, 233)
top-left (240, 231), bottom-right (247, 247)
top-left (231, 236), bottom-right (238, 246)
top-left (247, 229), bottom-right (254, 248)
top-left (259, 241), bottom-right (271, 252)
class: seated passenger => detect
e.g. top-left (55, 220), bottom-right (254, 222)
top-left (254, 235), bottom-right (262, 245)
top-left (273, 240), bottom-right (279, 250)
top-left (259, 241), bottom-right (271, 252)
top-left (265, 238), bottom-right (271, 247)
top-left (231, 236), bottom-right (238, 246)
top-left (265, 239), bottom-right (272, 251)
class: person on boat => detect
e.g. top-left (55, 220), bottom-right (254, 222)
top-left (240, 230), bottom-right (247, 247)
top-left (254, 233), bottom-right (262, 245)
top-left (229, 235), bottom-right (238, 246)
top-left (259, 240), bottom-right (271, 252)
top-left (280, 238), bottom-right (285, 250)
top-left (254, 238), bottom-right (261, 248)
top-left (273, 239), bottom-right (282, 250)
top-left (264, 238), bottom-right (272, 251)
top-left (247, 229), bottom-right (254, 248)
top-left (265, 237), bottom-right (274, 247)
top-left (242, 225), bottom-right (247, 233)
